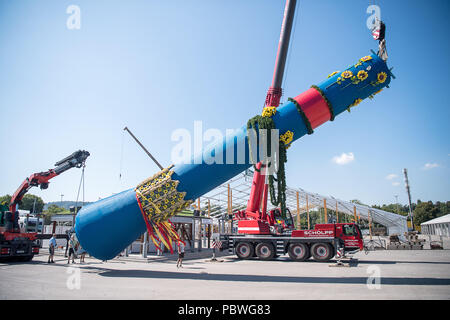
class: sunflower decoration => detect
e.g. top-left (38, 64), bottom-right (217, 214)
top-left (327, 71), bottom-right (339, 78)
top-left (280, 130), bottom-right (294, 146)
top-left (368, 89), bottom-right (383, 100)
top-left (337, 70), bottom-right (353, 85)
top-left (373, 88), bottom-right (383, 95)
top-left (371, 72), bottom-right (388, 87)
top-left (261, 106), bottom-right (277, 118)
top-left (360, 56), bottom-right (373, 62)
top-left (377, 72), bottom-right (387, 84)
top-left (347, 98), bottom-right (363, 112)
top-left (341, 70), bottom-right (353, 79)
top-left (357, 70), bottom-right (369, 81)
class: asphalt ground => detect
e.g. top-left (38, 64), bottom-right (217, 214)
top-left (1, 247), bottom-right (449, 300)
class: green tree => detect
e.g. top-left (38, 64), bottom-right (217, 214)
top-left (413, 201), bottom-right (440, 226)
top-left (19, 194), bottom-right (45, 213)
top-left (372, 203), bottom-right (408, 216)
top-left (42, 204), bottom-right (67, 224)
top-left (47, 204), bottom-right (65, 214)
top-left (0, 194), bottom-right (12, 206)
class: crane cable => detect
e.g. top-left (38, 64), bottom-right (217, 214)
top-left (119, 129), bottom-right (125, 180)
top-left (74, 163), bottom-right (85, 215)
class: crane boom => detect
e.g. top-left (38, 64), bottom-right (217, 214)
top-left (123, 126), bottom-right (164, 170)
top-left (265, 0), bottom-right (297, 107)
top-left (9, 150), bottom-right (90, 214)
top-left (245, 0), bottom-right (297, 223)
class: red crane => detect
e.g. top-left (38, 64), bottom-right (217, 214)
top-left (234, 0), bottom-right (297, 234)
top-left (223, 1), bottom-right (366, 262)
top-left (9, 150), bottom-right (90, 215)
top-left (0, 150), bottom-right (89, 261)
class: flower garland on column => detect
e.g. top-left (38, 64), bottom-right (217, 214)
top-left (247, 108), bottom-right (288, 218)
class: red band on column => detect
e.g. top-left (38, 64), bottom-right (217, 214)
top-left (293, 88), bottom-right (331, 129)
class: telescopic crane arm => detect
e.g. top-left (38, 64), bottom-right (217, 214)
top-left (123, 126), bottom-right (164, 170)
top-left (246, 0), bottom-right (297, 221)
top-left (9, 150), bottom-right (90, 213)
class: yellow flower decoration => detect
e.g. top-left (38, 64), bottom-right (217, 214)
top-left (341, 70), bottom-right (353, 79)
top-left (368, 88), bottom-right (384, 100)
top-left (360, 56), bottom-right (373, 62)
top-left (357, 70), bottom-right (368, 81)
top-left (280, 130), bottom-right (294, 145)
top-left (351, 98), bottom-right (363, 106)
top-left (261, 106), bottom-right (277, 117)
top-left (347, 98), bottom-right (363, 112)
top-left (328, 71), bottom-right (339, 78)
top-left (377, 72), bottom-right (387, 84)
top-left (373, 89), bottom-right (383, 95)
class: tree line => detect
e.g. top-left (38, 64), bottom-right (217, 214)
top-left (0, 194), bottom-right (85, 224)
top-left (1, 193), bottom-right (448, 228)
top-left (372, 200), bottom-right (450, 226)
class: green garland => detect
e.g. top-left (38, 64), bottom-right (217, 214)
top-left (247, 115), bottom-right (276, 164)
top-left (310, 85), bottom-right (335, 121)
top-left (287, 98), bottom-right (314, 134)
top-left (268, 144), bottom-right (287, 219)
top-left (246, 115), bottom-right (287, 218)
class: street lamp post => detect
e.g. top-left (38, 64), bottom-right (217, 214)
top-left (394, 195), bottom-right (399, 215)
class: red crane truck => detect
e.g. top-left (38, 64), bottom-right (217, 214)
top-left (219, 0), bottom-right (364, 262)
top-left (0, 150), bottom-right (89, 262)
top-left (221, 164), bottom-right (364, 262)
top-left (220, 219), bottom-right (364, 262)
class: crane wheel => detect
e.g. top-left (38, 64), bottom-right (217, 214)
top-left (235, 242), bottom-right (254, 260)
top-left (311, 243), bottom-right (333, 262)
top-left (288, 243), bottom-right (309, 261)
top-left (255, 242), bottom-right (275, 261)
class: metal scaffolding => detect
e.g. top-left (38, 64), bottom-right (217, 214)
top-left (200, 169), bottom-right (407, 235)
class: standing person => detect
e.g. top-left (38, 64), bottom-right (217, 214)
top-left (64, 230), bottom-right (69, 258)
top-left (177, 240), bottom-right (185, 268)
top-left (156, 239), bottom-right (162, 256)
top-left (67, 233), bottom-right (77, 264)
top-left (159, 241), bottom-right (165, 256)
top-left (48, 234), bottom-right (57, 263)
top-left (78, 245), bottom-right (86, 263)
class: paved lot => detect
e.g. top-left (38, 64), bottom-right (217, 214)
top-left (1, 249), bottom-right (449, 300)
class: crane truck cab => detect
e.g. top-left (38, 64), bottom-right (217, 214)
top-left (267, 208), bottom-right (295, 234)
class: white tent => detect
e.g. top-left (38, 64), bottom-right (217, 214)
top-left (203, 169), bottom-right (408, 235)
top-left (421, 214), bottom-right (450, 237)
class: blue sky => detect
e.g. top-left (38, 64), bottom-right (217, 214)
top-left (0, 0), bottom-right (449, 207)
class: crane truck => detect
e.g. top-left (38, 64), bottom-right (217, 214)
top-left (220, 167), bottom-right (364, 262)
top-left (219, 0), bottom-right (364, 262)
top-left (0, 150), bottom-right (89, 262)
